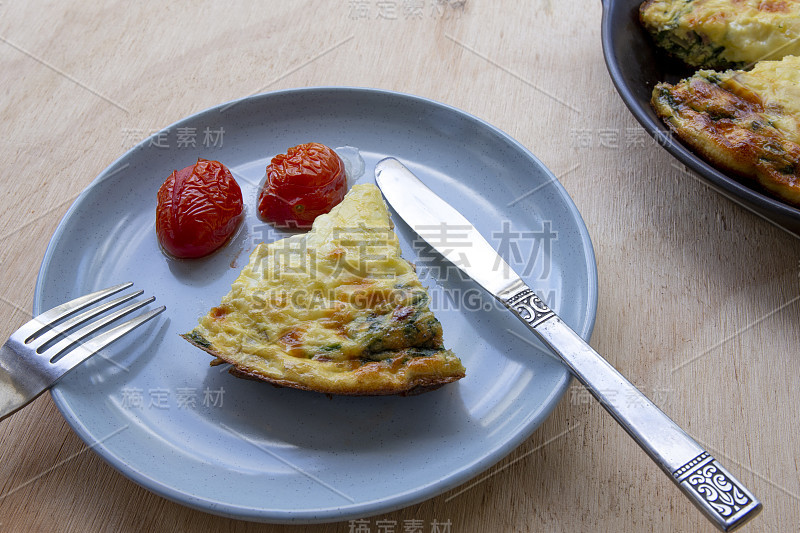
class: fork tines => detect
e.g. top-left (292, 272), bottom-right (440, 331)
top-left (19, 283), bottom-right (165, 372)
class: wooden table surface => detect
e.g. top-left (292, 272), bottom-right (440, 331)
top-left (1, 1), bottom-right (798, 531)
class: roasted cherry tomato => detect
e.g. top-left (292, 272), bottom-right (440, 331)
top-left (156, 158), bottom-right (244, 258)
top-left (257, 143), bottom-right (347, 228)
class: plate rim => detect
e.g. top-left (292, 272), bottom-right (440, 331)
top-left (33, 86), bottom-right (598, 523)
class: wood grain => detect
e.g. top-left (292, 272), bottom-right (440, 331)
top-left (1, 1), bottom-right (798, 531)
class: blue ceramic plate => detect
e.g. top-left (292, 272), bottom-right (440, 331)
top-left (34, 87), bottom-right (597, 523)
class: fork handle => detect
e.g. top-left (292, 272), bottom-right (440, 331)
top-left (499, 282), bottom-right (762, 531)
top-left (0, 343), bottom-right (50, 422)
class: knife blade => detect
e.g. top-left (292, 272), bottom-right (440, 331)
top-left (375, 157), bottom-right (761, 532)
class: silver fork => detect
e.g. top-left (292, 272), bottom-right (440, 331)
top-left (0, 282), bottom-right (165, 421)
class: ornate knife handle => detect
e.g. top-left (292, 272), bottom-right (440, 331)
top-left (499, 280), bottom-right (762, 532)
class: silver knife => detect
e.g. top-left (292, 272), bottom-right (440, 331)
top-left (375, 157), bottom-right (761, 532)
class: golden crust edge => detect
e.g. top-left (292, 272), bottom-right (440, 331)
top-left (180, 333), bottom-right (465, 397)
top-left (650, 79), bottom-right (800, 207)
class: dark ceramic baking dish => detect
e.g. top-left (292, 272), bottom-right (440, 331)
top-left (600, 0), bottom-right (800, 236)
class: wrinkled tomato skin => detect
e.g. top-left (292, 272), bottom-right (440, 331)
top-left (257, 143), bottom-right (347, 228)
top-left (156, 159), bottom-right (244, 258)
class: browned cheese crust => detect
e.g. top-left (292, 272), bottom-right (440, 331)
top-left (652, 73), bottom-right (800, 206)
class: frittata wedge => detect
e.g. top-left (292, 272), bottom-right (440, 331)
top-left (183, 183), bottom-right (465, 395)
top-left (652, 55), bottom-right (800, 206)
top-left (640, 0), bottom-right (800, 68)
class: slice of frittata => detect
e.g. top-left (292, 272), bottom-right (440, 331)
top-left (652, 54), bottom-right (800, 206)
top-left (183, 183), bottom-right (465, 395)
top-left (640, 0), bottom-right (800, 68)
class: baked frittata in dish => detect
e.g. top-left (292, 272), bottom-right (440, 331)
top-left (640, 0), bottom-right (800, 68)
top-left (652, 55), bottom-right (800, 206)
top-left (183, 183), bottom-right (465, 395)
